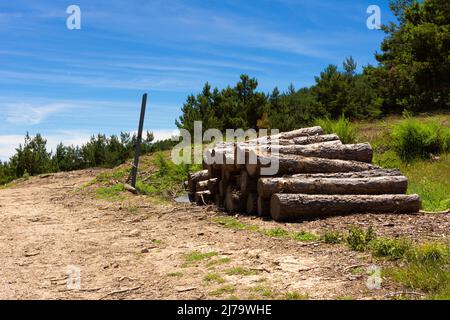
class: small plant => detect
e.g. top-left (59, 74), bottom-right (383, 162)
top-left (263, 228), bottom-right (289, 238)
top-left (315, 116), bottom-right (357, 144)
top-left (206, 257), bottom-right (232, 268)
top-left (284, 292), bottom-right (309, 300)
top-left (391, 118), bottom-right (450, 161)
top-left (346, 226), bottom-right (376, 252)
top-left (290, 231), bottom-right (318, 242)
top-left (213, 217), bottom-right (247, 230)
top-left (322, 230), bottom-right (344, 244)
top-left (204, 272), bottom-right (225, 284)
top-left (224, 267), bottom-right (259, 276)
top-left (167, 272), bottom-right (183, 277)
top-left (406, 242), bottom-right (449, 264)
top-left (96, 183), bottom-right (125, 201)
top-left (370, 238), bottom-right (412, 260)
top-left (184, 251), bottom-right (218, 264)
top-left (250, 285), bottom-right (276, 299)
top-left (209, 285), bottom-right (236, 297)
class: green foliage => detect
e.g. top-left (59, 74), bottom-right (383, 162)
top-left (95, 183), bottom-right (125, 201)
top-left (370, 238), bottom-right (412, 260)
top-left (315, 116), bottom-right (357, 144)
top-left (204, 272), bottom-right (225, 284)
top-left (323, 230), bottom-right (344, 244)
top-left (388, 242), bottom-right (450, 299)
top-left (371, 0), bottom-right (450, 113)
top-left (0, 131), bottom-right (164, 185)
top-left (290, 231), bottom-right (318, 242)
top-left (346, 226), bottom-right (376, 252)
top-left (136, 153), bottom-right (201, 198)
top-left (213, 217), bottom-right (247, 230)
top-left (263, 228), bottom-right (289, 238)
top-left (184, 251), bottom-right (218, 263)
top-left (391, 117), bottom-right (450, 161)
top-left (224, 267), bottom-right (259, 276)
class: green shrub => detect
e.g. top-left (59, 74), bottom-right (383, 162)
top-left (323, 230), bottom-right (344, 244)
top-left (346, 226), bottom-right (376, 252)
top-left (370, 238), bottom-right (412, 260)
top-left (406, 242), bottom-right (449, 265)
top-left (391, 118), bottom-right (450, 161)
top-left (315, 116), bottom-right (357, 144)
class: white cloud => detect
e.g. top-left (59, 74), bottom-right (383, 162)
top-left (5, 102), bottom-right (65, 125)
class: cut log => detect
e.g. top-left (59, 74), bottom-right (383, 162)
top-left (207, 178), bottom-right (219, 194)
top-left (246, 193), bottom-right (258, 215)
top-left (215, 193), bottom-right (224, 207)
top-left (290, 169), bottom-right (402, 179)
top-left (246, 151), bottom-right (379, 177)
top-left (225, 186), bottom-right (245, 213)
top-left (270, 194), bottom-right (421, 221)
top-left (251, 126), bottom-right (324, 143)
top-left (292, 134), bottom-right (340, 145)
top-left (258, 142), bottom-right (372, 163)
top-left (257, 197), bottom-right (271, 217)
top-left (258, 176), bottom-right (408, 199)
top-left (195, 191), bottom-right (213, 206)
top-left (207, 165), bottom-right (221, 179)
top-left (240, 170), bottom-right (258, 194)
top-left (196, 180), bottom-right (209, 192)
top-left (188, 170), bottom-right (209, 193)
top-left (219, 180), bottom-right (228, 197)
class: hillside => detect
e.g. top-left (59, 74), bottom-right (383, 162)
top-left (1, 115), bottom-right (448, 300)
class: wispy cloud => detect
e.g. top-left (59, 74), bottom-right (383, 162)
top-left (5, 102), bottom-right (65, 125)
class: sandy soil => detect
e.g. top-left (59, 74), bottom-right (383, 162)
top-left (0, 170), bottom-right (448, 300)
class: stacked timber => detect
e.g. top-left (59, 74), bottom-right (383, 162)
top-left (186, 127), bottom-right (421, 221)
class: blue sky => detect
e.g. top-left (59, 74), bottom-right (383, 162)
top-left (0, 0), bottom-right (395, 161)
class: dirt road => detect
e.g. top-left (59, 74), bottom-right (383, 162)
top-left (0, 170), bottom-right (448, 300)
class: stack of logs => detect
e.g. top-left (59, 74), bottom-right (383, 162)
top-left (187, 126), bottom-right (421, 221)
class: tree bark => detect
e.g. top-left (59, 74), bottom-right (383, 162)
top-left (290, 169), bottom-right (402, 179)
top-left (251, 126), bottom-right (324, 143)
top-left (258, 142), bottom-right (372, 163)
top-left (246, 151), bottom-right (379, 177)
top-left (207, 178), bottom-right (219, 194)
top-left (292, 134), bottom-right (340, 145)
top-left (257, 197), bottom-right (271, 217)
top-left (196, 180), bottom-right (209, 192)
top-left (246, 193), bottom-right (258, 215)
top-left (240, 170), bottom-right (258, 194)
top-left (258, 176), bottom-right (408, 199)
top-left (270, 194), bottom-right (421, 221)
top-left (188, 170), bottom-right (209, 193)
top-left (195, 191), bottom-right (213, 206)
top-left (225, 186), bottom-right (245, 213)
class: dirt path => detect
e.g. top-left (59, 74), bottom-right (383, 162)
top-left (0, 170), bottom-right (448, 300)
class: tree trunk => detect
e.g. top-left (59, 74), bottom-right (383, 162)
top-left (258, 176), bottom-right (408, 199)
top-left (251, 126), bottom-right (324, 143)
top-left (257, 196), bottom-right (271, 217)
top-left (240, 170), bottom-right (258, 194)
top-left (246, 151), bottom-right (379, 177)
top-left (196, 180), bottom-right (209, 192)
top-left (292, 134), bottom-right (340, 145)
top-left (270, 194), bottom-right (421, 221)
top-left (195, 191), bottom-right (213, 206)
top-left (225, 186), bottom-right (245, 213)
top-left (188, 170), bottom-right (209, 193)
top-left (290, 169), bottom-right (402, 179)
top-left (207, 178), bottom-right (219, 194)
top-left (246, 193), bottom-right (258, 215)
top-left (258, 142), bottom-right (372, 163)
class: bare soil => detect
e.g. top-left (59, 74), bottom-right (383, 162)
top-left (0, 169), bottom-right (448, 300)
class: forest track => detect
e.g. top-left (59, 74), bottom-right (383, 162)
top-left (0, 169), bottom-right (448, 300)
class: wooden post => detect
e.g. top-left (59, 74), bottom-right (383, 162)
top-left (131, 93), bottom-right (148, 188)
